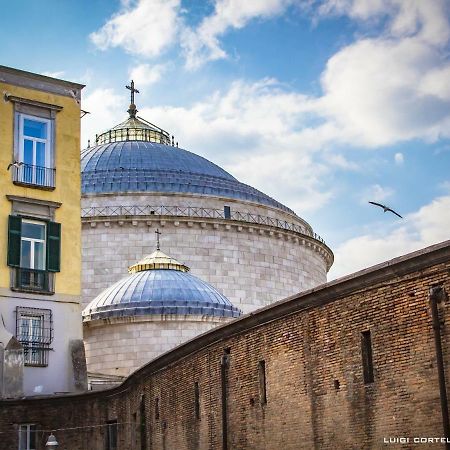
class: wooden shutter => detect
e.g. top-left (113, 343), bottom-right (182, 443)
top-left (46, 221), bottom-right (61, 272)
top-left (7, 215), bottom-right (22, 267)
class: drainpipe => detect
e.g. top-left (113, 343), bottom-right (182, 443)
top-left (430, 285), bottom-right (450, 449)
top-left (221, 350), bottom-right (230, 450)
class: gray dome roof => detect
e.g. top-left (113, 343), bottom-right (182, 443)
top-left (82, 264), bottom-right (241, 321)
top-left (81, 141), bottom-right (293, 213)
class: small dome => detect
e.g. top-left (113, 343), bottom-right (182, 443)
top-left (82, 251), bottom-right (241, 321)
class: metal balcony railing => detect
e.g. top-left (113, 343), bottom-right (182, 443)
top-left (13, 268), bottom-right (53, 293)
top-left (96, 124), bottom-right (171, 146)
top-left (81, 205), bottom-right (327, 245)
top-left (12, 163), bottom-right (56, 188)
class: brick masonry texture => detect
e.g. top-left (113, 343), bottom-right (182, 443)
top-left (2, 241), bottom-right (449, 450)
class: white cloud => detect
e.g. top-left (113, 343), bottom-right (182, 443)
top-left (138, 78), bottom-right (334, 212)
top-left (317, 0), bottom-right (450, 45)
top-left (90, 0), bottom-right (181, 58)
top-left (128, 63), bottom-right (166, 87)
top-left (394, 152), bottom-right (404, 165)
top-left (363, 184), bottom-right (394, 203)
top-left (81, 88), bottom-right (124, 148)
top-left (329, 194), bottom-right (450, 279)
top-left (316, 37), bottom-right (450, 147)
top-left (41, 70), bottom-right (65, 79)
top-left (181, 0), bottom-right (294, 69)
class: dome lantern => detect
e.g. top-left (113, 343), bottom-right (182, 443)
top-left (95, 80), bottom-right (172, 146)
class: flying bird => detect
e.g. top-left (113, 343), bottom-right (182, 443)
top-left (368, 201), bottom-right (403, 218)
top-left (7, 161), bottom-right (24, 170)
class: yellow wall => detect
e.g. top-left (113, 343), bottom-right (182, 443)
top-left (0, 81), bottom-right (81, 296)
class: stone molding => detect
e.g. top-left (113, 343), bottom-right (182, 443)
top-left (81, 215), bottom-right (334, 269)
top-left (0, 65), bottom-right (84, 100)
top-left (83, 314), bottom-right (232, 327)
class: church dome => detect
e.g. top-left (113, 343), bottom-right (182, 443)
top-left (81, 83), bottom-right (294, 214)
top-left (82, 250), bottom-right (241, 321)
top-left (81, 142), bottom-right (293, 213)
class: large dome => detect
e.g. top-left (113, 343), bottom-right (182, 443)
top-left (81, 142), bottom-right (293, 213)
top-left (82, 250), bottom-right (241, 321)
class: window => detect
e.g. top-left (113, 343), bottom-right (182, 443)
top-left (14, 114), bottom-right (55, 188)
top-left (21, 220), bottom-right (46, 270)
top-left (258, 360), bottom-right (267, 405)
top-left (8, 215), bottom-right (61, 293)
top-left (106, 420), bottom-right (118, 450)
top-left (361, 330), bottom-right (374, 384)
top-left (16, 307), bottom-right (53, 366)
top-left (194, 382), bottom-right (200, 420)
top-left (140, 395), bottom-right (147, 450)
top-left (18, 424), bottom-right (37, 450)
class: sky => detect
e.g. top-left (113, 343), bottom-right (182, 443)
top-left (1, 0), bottom-right (449, 280)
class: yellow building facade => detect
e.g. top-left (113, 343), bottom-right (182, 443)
top-left (0, 66), bottom-right (86, 397)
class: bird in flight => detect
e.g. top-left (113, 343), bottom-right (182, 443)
top-left (369, 201), bottom-right (403, 218)
top-left (6, 161), bottom-right (24, 170)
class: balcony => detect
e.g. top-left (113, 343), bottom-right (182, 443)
top-left (12, 163), bottom-right (55, 189)
top-left (12, 268), bottom-right (54, 294)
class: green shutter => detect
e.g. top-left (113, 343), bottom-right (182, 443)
top-left (7, 215), bottom-right (22, 267)
top-left (46, 221), bottom-right (61, 272)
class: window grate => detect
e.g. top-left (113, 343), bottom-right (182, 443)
top-left (16, 307), bottom-right (53, 367)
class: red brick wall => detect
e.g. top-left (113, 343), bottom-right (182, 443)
top-left (1, 242), bottom-right (449, 449)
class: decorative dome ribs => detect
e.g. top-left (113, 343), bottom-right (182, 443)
top-left (81, 142), bottom-right (294, 213)
top-left (82, 250), bottom-right (241, 321)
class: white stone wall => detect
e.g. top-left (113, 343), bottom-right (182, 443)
top-left (81, 192), bottom-right (332, 376)
top-left (84, 316), bottom-right (227, 377)
top-left (82, 219), bottom-right (329, 314)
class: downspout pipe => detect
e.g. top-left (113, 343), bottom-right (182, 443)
top-left (430, 285), bottom-right (450, 449)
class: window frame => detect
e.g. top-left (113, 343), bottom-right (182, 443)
top-left (20, 219), bottom-right (47, 270)
top-left (13, 111), bottom-right (56, 189)
top-left (16, 306), bottom-right (53, 367)
top-left (19, 113), bottom-right (52, 165)
top-left (106, 420), bottom-right (118, 450)
top-left (18, 423), bottom-right (37, 450)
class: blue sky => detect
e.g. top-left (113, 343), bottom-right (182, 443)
top-left (2, 0), bottom-right (450, 279)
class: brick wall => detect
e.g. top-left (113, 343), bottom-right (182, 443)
top-left (1, 241), bottom-right (449, 450)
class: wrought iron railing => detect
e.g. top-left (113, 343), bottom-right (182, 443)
top-left (81, 205), bottom-right (327, 245)
top-left (95, 117), bottom-right (171, 146)
top-left (12, 163), bottom-right (56, 188)
top-left (13, 268), bottom-right (52, 293)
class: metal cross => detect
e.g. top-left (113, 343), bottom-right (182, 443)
top-left (126, 80), bottom-right (140, 104)
top-left (155, 228), bottom-right (161, 251)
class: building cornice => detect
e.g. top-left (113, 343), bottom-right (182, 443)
top-left (82, 214), bottom-right (334, 270)
top-left (0, 65), bottom-right (84, 101)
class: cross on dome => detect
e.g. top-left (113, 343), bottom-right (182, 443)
top-left (155, 228), bottom-right (161, 251)
top-left (126, 80), bottom-right (140, 118)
